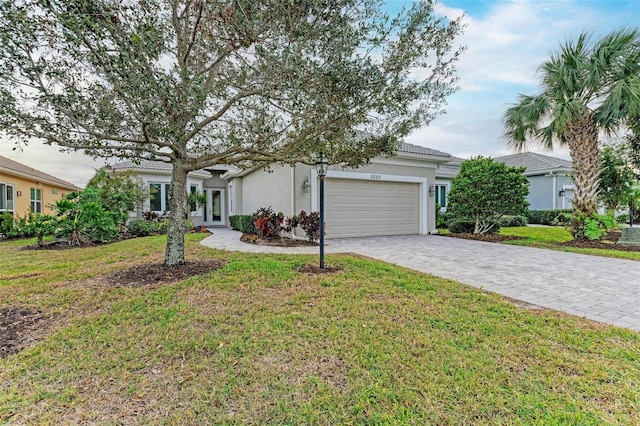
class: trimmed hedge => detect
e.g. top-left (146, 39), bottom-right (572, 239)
top-left (447, 219), bottom-right (500, 235)
top-left (526, 209), bottom-right (572, 226)
top-left (498, 215), bottom-right (527, 227)
top-left (229, 215), bottom-right (257, 234)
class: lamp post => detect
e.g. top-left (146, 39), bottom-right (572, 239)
top-left (316, 152), bottom-right (328, 269)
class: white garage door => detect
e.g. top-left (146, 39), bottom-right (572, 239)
top-left (324, 178), bottom-right (419, 238)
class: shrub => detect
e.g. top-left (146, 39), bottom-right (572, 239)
top-left (127, 219), bottom-right (158, 237)
top-left (290, 210), bottom-right (322, 242)
top-left (0, 212), bottom-right (16, 238)
top-left (498, 215), bottom-right (527, 227)
top-left (448, 219), bottom-right (500, 234)
top-left (526, 209), bottom-right (572, 226)
top-left (447, 157), bottom-right (528, 234)
top-left (252, 207), bottom-right (285, 238)
top-left (435, 204), bottom-right (447, 228)
top-left (229, 215), bottom-right (257, 234)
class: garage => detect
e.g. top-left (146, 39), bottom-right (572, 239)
top-left (324, 178), bottom-right (420, 238)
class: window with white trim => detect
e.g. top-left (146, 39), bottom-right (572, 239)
top-left (30, 188), bottom-right (42, 213)
top-left (435, 184), bottom-right (448, 208)
top-left (0, 183), bottom-right (14, 212)
top-left (149, 183), bottom-right (171, 212)
top-left (189, 184), bottom-right (198, 212)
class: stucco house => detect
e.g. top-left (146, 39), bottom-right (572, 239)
top-left (111, 143), bottom-right (452, 237)
top-left (433, 152), bottom-right (575, 212)
top-left (493, 152), bottom-right (574, 211)
top-left (0, 156), bottom-right (81, 217)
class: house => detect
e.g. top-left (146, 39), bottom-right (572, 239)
top-left (108, 160), bottom-right (228, 226)
top-left (111, 143), bottom-right (452, 237)
top-left (493, 152), bottom-right (574, 211)
top-left (0, 156), bottom-right (81, 217)
top-left (434, 156), bottom-right (464, 210)
top-left (432, 152), bottom-right (575, 212)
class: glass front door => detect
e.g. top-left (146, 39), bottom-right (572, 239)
top-left (204, 188), bottom-right (225, 225)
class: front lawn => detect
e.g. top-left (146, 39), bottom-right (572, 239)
top-left (1, 234), bottom-right (639, 424)
top-left (500, 226), bottom-right (640, 261)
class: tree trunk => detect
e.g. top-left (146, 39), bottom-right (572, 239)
top-left (165, 164), bottom-right (188, 266)
top-left (565, 114), bottom-right (600, 239)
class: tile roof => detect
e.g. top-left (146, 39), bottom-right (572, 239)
top-left (0, 155), bottom-right (81, 190)
top-left (110, 159), bottom-right (212, 178)
top-left (398, 142), bottom-right (451, 158)
top-left (493, 152), bottom-right (572, 174)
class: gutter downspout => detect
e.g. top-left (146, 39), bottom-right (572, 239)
top-left (552, 172), bottom-right (557, 210)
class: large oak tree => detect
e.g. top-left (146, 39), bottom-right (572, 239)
top-left (0, 0), bottom-right (463, 264)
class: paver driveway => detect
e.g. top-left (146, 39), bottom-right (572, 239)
top-left (201, 228), bottom-right (640, 331)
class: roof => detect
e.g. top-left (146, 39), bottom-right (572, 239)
top-left (493, 152), bottom-right (573, 175)
top-left (398, 142), bottom-right (451, 159)
top-left (109, 160), bottom-right (212, 178)
top-left (0, 156), bottom-right (81, 191)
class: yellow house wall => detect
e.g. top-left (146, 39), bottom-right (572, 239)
top-left (0, 172), bottom-right (75, 217)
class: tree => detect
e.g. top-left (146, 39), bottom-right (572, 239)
top-left (87, 168), bottom-right (148, 232)
top-left (502, 29), bottom-right (640, 239)
top-left (0, 0), bottom-right (464, 265)
top-left (447, 157), bottom-right (529, 235)
top-left (598, 144), bottom-right (635, 213)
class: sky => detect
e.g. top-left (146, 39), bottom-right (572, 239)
top-left (1, 0), bottom-right (639, 187)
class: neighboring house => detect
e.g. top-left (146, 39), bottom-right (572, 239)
top-left (0, 155), bottom-right (81, 217)
top-left (111, 143), bottom-right (452, 237)
top-left (493, 152), bottom-right (574, 211)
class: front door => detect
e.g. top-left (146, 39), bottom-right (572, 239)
top-left (203, 188), bottom-right (225, 226)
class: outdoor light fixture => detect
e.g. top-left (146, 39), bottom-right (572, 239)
top-left (428, 183), bottom-right (435, 197)
top-left (559, 189), bottom-right (566, 197)
top-left (315, 152), bottom-right (328, 269)
top-left (302, 176), bottom-right (311, 192)
top-left (315, 152), bottom-right (328, 177)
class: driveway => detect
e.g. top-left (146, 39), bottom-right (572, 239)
top-left (201, 228), bottom-right (640, 331)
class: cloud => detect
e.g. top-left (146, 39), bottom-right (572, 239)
top-left (410, 0), bottom-right (639, 159)
top-left (1, 137), bottom-right (107, 187)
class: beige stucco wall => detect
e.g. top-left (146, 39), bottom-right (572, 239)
top-left (240, 164), bottom-right (294, 216)
top-left (0, 172), bottom-right (76, 217)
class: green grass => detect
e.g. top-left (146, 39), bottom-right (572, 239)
top-left (499, 226), bottom-right (640, 261)
top-left (1, 234), bottom-right (639, 424)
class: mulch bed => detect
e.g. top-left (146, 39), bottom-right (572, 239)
top-left (1, 307), bottom-right (48, 358)
top-left (441, 230), bottom-right (640, 252)
top-left (101, 259), bottom-right (226, 288)
top-left (241, 233), bottom-right (319, 247)
top-left (293, 265), bottom-right (343, 274)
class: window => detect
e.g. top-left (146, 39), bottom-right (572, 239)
top-left (435, 184), bottom-right (447, 208)
top-left (228, 183), bottom-right (233, 215)
top-left (189, 184), bottom-right (198, 212)
top-left (0, 183), bottom-right (14, 212)
top-left (149, 183), bottom-right (171, 212)
top-left (30, 188), bottom-right (42, 213)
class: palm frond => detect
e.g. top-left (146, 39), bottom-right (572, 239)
top-left (502, 94), bottom-right (550, 150)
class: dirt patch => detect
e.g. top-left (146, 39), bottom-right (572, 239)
top-left (294, 264), bottom-right (343, 274)
top-left (241, 233), bottom-right (318, 247)
top-left (100, 259), bottom-right (226, 288)
top-left (1, 307), bottom-right (48, 358)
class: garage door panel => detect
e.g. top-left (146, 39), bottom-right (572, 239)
top-left (325, 178), bottom-right (420, 238)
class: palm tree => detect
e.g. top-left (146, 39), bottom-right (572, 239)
top-left (503, 29), bottom-right (640, 239)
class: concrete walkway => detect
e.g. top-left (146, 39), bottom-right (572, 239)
top-left (201, 228), bottom-right (640, 331)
